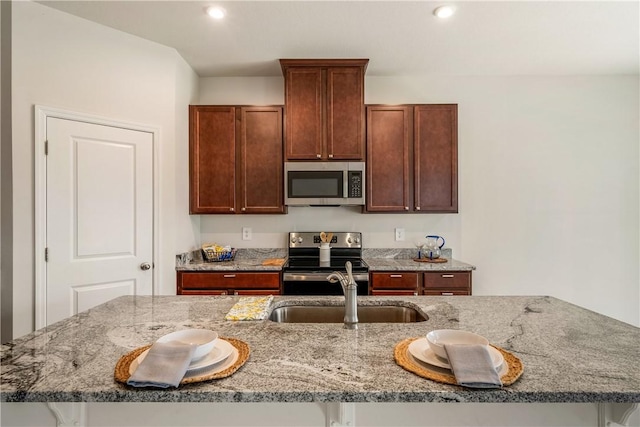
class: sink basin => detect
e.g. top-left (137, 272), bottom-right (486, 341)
top-left (269, 305), bottom-right (427, 323)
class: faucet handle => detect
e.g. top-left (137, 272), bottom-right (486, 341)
top-left (345, 261), bottom-right (354, 284)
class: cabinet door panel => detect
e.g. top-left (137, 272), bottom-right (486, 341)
top-left (326, 67), bottom-right (365, 160)
top-left (189, 106), bottom-right (236, 213)
top-left (284, 68), bottom-right (323, 160)
top-left (239, 107), bottom-right (285, 213)
top-left (414, 105), bottom-right (458, 212)
top-left (366, 106), bottom-right (412, 212)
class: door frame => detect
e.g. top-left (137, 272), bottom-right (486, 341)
top-left (34, 105), bottom-right (160, 329)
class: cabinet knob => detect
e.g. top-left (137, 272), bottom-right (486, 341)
top-left (230, 208), bottom-right (234, 212)
top-left (328, 154), bottom-right (333, 158)
top-left (441, 292), bottom-right (454, 296)
top-left (390, 274), bottom-right (403, 278)
top-left (415, 206), bottom-right (421, 211)
top-left (223, 274), bottom-right (236, 278)
top-left (241, 207), bottom-right (246, 212)
top-left (442, 274), bottom-right (455, 278)
top-left (316, 154), bottom-right (321, 158)
top-left (404, 206), bottom-right (409, 210)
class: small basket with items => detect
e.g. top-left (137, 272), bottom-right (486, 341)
top-left (202, 243), bottom-right (237, 262)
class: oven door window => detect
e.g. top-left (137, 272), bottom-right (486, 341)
top-left (287, 171), bottom-right (343, 198)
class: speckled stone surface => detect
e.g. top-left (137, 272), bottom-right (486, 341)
top-left (2, 295), bottom-right (638, 403)
top-left (364, 257), bottom-right (475, 272)
top-left (176, 248), bottom-right (288, 271)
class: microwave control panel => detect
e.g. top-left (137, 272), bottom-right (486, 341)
top-left (348, 171), bottom-right (363, 198)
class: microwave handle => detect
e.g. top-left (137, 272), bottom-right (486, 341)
top-left (343, 170), bottom-right (349, 198)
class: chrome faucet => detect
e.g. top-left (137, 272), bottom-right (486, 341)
top-left (327, 261), bottom-right (358, 329)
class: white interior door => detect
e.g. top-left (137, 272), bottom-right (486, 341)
top-left (45, 117), bottom-right (153, 326)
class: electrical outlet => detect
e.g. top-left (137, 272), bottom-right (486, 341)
top-left (395, 228), bottom-right (405, 241)
top-left (242, 227), bottom-right (252, 241)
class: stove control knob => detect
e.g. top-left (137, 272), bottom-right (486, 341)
top-left (347, 237), bottom-right (352, 244)
top-left (290, 237), bottom-right (297, 244)
top-left (297, 237), bottom-right (303, 243)
top-left (355, 237), bottom-right (361, 244)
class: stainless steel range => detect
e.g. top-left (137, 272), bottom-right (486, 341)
top-left (282, 232), bottom-right (369, 295)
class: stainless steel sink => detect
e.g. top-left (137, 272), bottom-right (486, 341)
top-left (268, 305), bottom-right (428, 323)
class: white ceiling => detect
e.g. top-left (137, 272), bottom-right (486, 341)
top-left (37, 1), bottom-right (639, 78)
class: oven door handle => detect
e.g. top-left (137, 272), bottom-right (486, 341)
top-left (283, 272), bottom-right (369, 282)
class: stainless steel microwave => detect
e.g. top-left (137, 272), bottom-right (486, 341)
top-left (284, 162), bottom-right (365, 206)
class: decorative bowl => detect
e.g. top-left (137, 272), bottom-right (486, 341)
top-left (426, 329), bottom-right (489, 359)
top-left (157, 329), bottom-right (218, 361)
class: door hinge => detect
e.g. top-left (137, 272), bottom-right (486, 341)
top-left (45, 247), bottom-right (49, 262)
top-left (45, 140), bottom-right (48, 155)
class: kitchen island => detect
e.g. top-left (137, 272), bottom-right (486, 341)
top-left (2, 295), bottom-right (638, 426)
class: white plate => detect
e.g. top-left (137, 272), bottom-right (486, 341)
top-left (130, 338), bottom-right (235, 375)
top-left (408, 337), bottom-right (504, 370)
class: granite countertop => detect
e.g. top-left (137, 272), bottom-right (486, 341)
top-left (364, 257), bottom-right (475, 271)
top-left (2, 295), bottom-right (638, 403)
top-left (176, 248), bottom-right (476, 272)
top-left (176, 248), bottom-right (287, 272)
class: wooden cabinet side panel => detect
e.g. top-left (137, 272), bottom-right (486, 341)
top-left (189, 106), bottom-right (236, 213)
top-left (366, 106), bottom-right (412, 212)
top-left (326, 67), bottom-right (365, 160)
top-left (239, 107), bottom-right (285, 213)
top-left (284, 69), bottom-right (323, 160)
top-left (414, 104), bottom-right (458, 212)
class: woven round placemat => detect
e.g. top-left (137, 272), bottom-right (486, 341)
top-left (114, 337), bottom-right (250, 386)
top-left (394, 337), bottom-right (523, 386)
top-left (413, 258), bottom-right (448, 263)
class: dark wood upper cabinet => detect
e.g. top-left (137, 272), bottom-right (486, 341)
top-left (190, 106), bottom-right (236, 213)
top-left (280, 59), bottom-right (368, 161)
top-left (189, 105), bottom-right (286, 214)
top-left (366, 104), bottom-right (458, 213)
top-left (366, 105), bottom-right (412, 212)
top-left (414, 105), bottom-right (458, 213)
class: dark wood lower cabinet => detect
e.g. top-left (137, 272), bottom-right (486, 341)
top-left (370, 272), bottom-right (419, 295)
top-left (177, 271), bottom-right (281, 296)
top-left (422, 271), bottom-right (471, 295)
top-left (370, 271), bottom-right (471, 295)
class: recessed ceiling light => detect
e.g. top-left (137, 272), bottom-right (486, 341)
top-left (206, 6), bottom-right (226, 20)
top-left (433, 5), bottom-right (455, 19)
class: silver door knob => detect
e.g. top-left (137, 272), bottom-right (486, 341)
top-left (140, 262), bottom-right (151, 271)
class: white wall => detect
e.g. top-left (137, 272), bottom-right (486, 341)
top-left (197, 75), bottom-right (639, 327)
top-left (10, 1), bottom-right (199, 338)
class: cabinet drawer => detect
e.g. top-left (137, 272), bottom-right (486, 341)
top-left (371, 272), bottom-right (419, 290)
top-left (423, 272), bottom-right (470, 289)
top-left (371, 289), bottom-right (419, 296)
top-left (233, 289), bottom-right (280, 296)
top-left (424, 290), bottom-right (470, 296)
top-left (179, 272), bottom-right (280, 290)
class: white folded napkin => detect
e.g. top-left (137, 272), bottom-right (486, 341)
top-left (127, 341), bottom-right (197, 388)
top-left (443, 344), bottom-right (503, 389)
